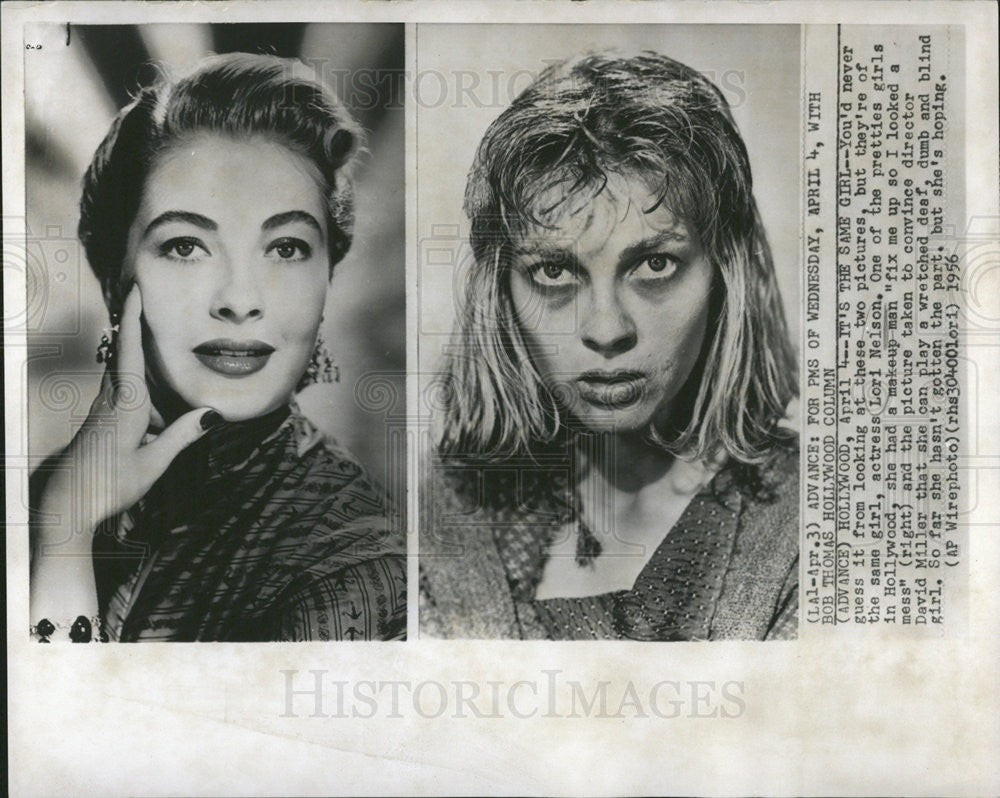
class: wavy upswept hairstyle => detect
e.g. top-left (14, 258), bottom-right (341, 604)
top-left (79, 52), bottom-right (363, 318)
top-left (438, 51), bottom-right (797, 467)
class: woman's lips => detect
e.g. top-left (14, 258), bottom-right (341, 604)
top-left (193, 339), bottom-right (275, 377)
top-left (575, 370), bottom-right (647, 408)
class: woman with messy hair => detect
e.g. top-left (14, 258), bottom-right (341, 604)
top-left (29, 53), bottom-right (405, 642)
top-left (420, 51), bottom-right (799, 640)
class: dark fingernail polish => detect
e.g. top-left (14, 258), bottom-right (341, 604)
top-left (200, 410), bottom-right (224, 430)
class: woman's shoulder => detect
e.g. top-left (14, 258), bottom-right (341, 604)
top-left (270, 440), bottom-right (406, 641)
top-left (713, 439), bottom-right (800, 575)
top-left (280, 411), bottom-right (388, 509)
top-left (708, 439), bottom-right (799, 640)
top-left (717, 436), bottom-right (799, 506)
top-left (290, 410), bottom-right (372, 477)
top-left (760, 438), bottom-right (799, 498)
top-left (278, 410), bottom-right (401, 548)
top-left (737, 439), bottom-right (799, 534)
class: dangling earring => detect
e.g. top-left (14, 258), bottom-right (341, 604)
top-left (297, 332), bottom-right (339, 391)
top-left (95, 313), bottom-right (120, 365)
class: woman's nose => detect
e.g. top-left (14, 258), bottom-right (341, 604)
top-left (580, 286), bottom-right (637, 357)
top-left (209, 262), bottom-right (263, 323)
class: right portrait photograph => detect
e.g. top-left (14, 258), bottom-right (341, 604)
top-left (417, 25), bottom-right (802, 640)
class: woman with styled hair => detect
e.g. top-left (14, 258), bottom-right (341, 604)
top-left (30, 53), bottom-right (405, 642)
top-left (420, 51), bottom-right (799, 640)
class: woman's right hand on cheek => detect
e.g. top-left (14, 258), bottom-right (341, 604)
top-left (41, 285), bottom-right (222, 535)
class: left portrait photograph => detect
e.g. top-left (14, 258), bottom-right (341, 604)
top-left (24, 23), bottom-right (406, 642)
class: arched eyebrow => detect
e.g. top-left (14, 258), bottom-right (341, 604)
top-left (617, 230), bottom-right (691, 268)
top-left (512, 242), bottom-right (582, 275)
top-left (143, 211), bottom-right (216, 238)
top-left (513, 235), bottom-right (579, 261)
top-left (515, 230), bottom-right (691, 271)
top-left (262, 211), bottom-right (324, 240)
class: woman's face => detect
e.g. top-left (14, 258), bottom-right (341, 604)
top-left (508, 175), bottom-right (714, 435)
top-left (125, 134), bottom-right (330, 421)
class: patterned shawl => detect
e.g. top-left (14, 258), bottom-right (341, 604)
top-left (93, 404), bottom-right (405, 641)
top-left (419, 444), bottom-right (798, 641)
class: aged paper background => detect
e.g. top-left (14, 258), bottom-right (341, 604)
top-left (4, 1), bottom-right (998, 795)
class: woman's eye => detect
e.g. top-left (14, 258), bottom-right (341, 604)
top-left (267, 238), bottom-right (312, 261)
top-left (634, 253), bottom-right (678, 280)
top-left (530, 260), bottom-right (577, 287)
top-left (160, 237), bottom-right (207, 261)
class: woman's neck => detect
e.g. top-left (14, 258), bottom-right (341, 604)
top-left (534, 432), bottom-right (717, 599)
top-left (571, 429), bottom-right (719, 530)
top-left (575, 429), bottom-right (674, 495)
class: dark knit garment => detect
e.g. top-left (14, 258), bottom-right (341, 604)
top-left (420, 445), bottom-right (798, 641)
top-left (93, 404), bottom-right (406, 642)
